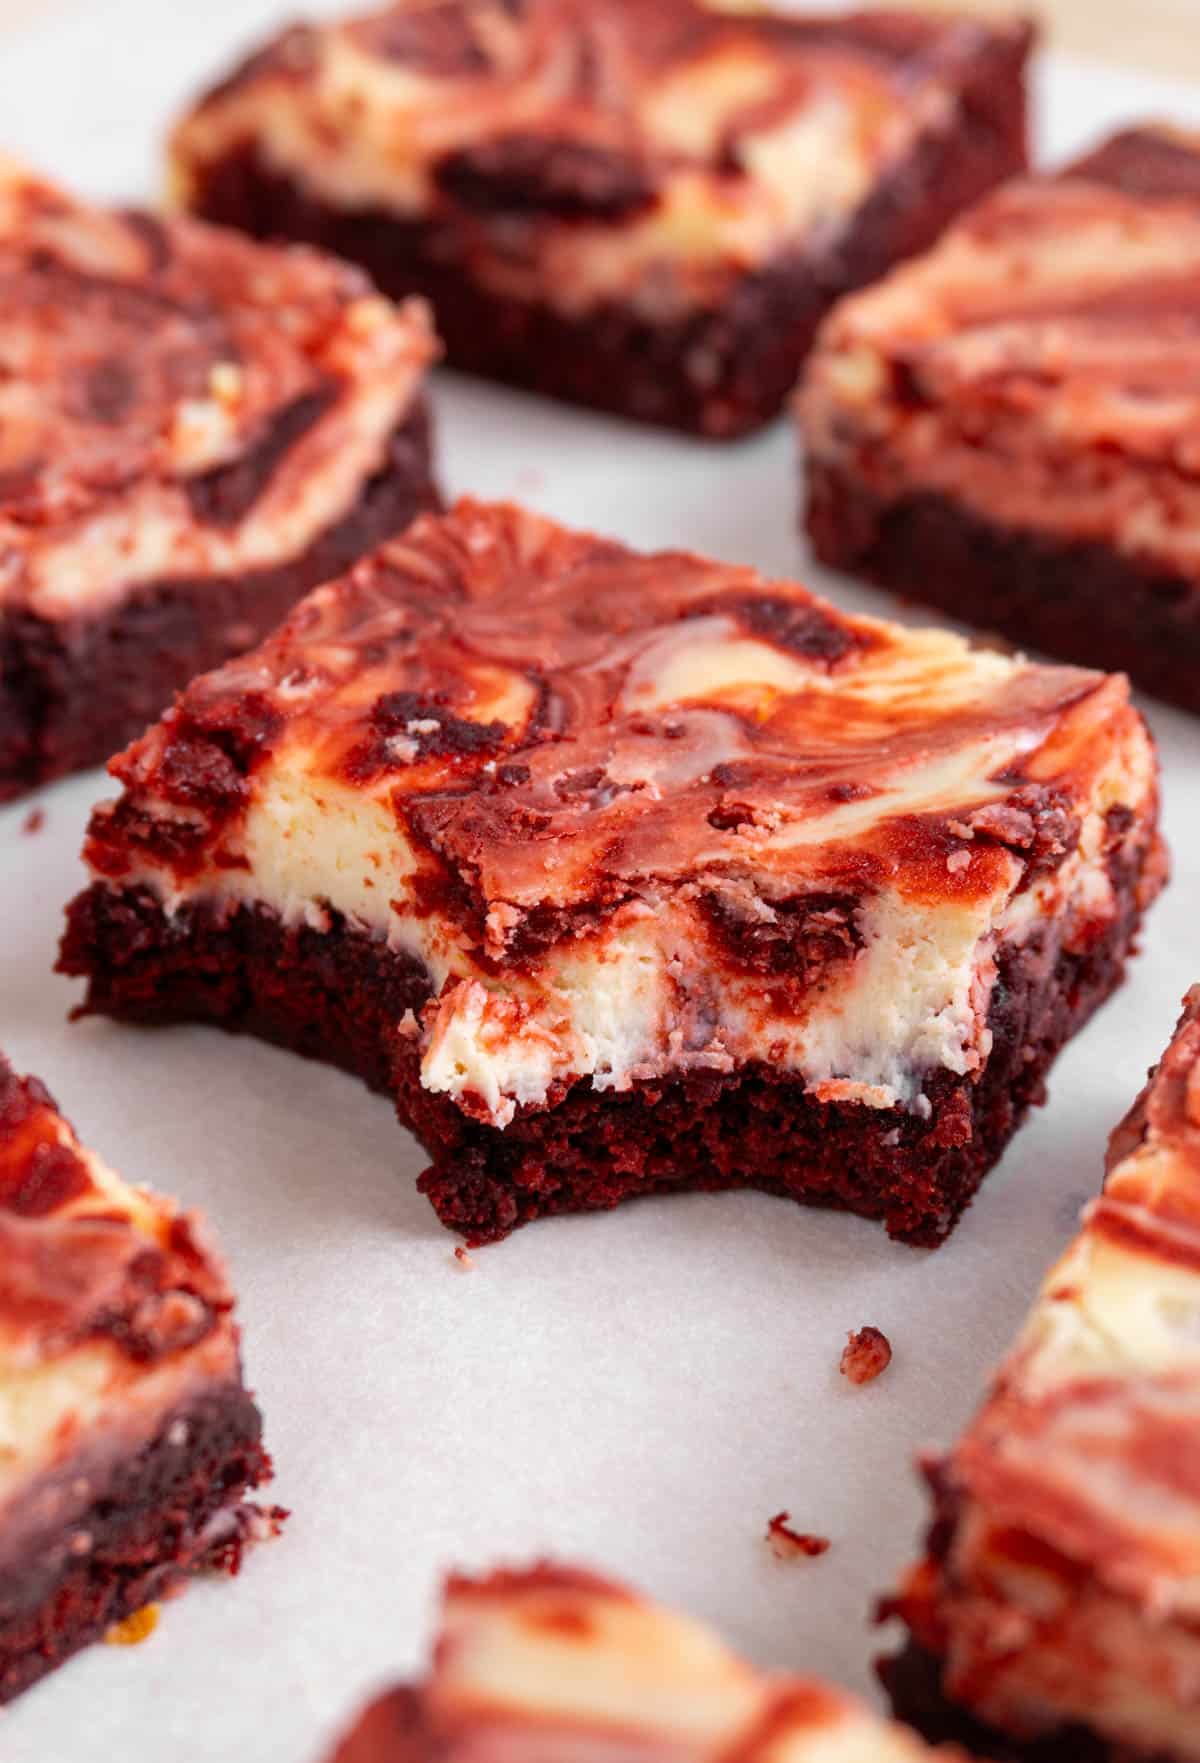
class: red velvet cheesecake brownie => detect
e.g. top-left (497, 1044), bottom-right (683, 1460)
top-left (885, 988), bottom-right (1200, 1761)
top-left (169, 0), bottom-right (1032, 438)
top-left (59, 500), bottom-right (1163, 1247)
top-left (802, 126), bottom-right (1200, 712)
top-left (0, 154), bottom-right (439, 804)
top-left (322, 1563), bottom-right (965, 1762)
top-left (0, 1053), bottom-right (276, 1702)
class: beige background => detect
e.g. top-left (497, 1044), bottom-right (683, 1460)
top-left (0, 0), bottom-right (1196, 76)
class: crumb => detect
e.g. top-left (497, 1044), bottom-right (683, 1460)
top-left (840, 1325), bottom-right (893, 1385)
top-left (765, 1513), bottom-right (830, 1561)
top-left (21, 807), bottom-right (45, 835)
top-left (946, 848), bottom-right (971, 874)
top-left (105, 1604), bottom-right (160, 1646)
top-left (454, 1246), bottom-right (475, 1269)
top-left (204, 1503), bottom-right (289, 1577)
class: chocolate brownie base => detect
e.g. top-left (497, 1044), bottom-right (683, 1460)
top-left (0, 401), bottom-right (439, 805)
top-left (0, 1381), bottom-right (271, 1704)
top-left (183, 34), bottom-right (1028, 438)
top-left (60, 825), bottom-right (1148, 1245)
top-left (883, 1639), bottom-right (1172, 1763)
top-left (805, 460), bottom-right (1200, 713)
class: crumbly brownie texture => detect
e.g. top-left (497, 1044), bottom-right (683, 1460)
top-left (801, 126), bottom-right (1200, 711)
top-left (64, 870), bottom-right (1146, 1248)
top-left (0, 154), bottom-right (438, 804)
top-left (0, 1054), bottom-right (277, 1702)
top-left (322, 1563), bottom-right (964, 1761)
top-left (171, 1), bottom-right (1032, 438)
top-left (884, 989), bottom-right (1200, 1762)
top-left (60, 500), bottom-right (1163, 1247)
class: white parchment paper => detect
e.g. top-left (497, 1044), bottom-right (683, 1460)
top-left (2, 9), bottom-right (1200, 1759)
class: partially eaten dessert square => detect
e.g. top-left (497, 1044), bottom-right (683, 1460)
top-left (61, 500), bottom-right (1163, 1247)
top-left (0, 153), bottom-right (438, 804)
top-left (802, 125), bottom-right (1200, 711)
top-left (0, 1054), bottom-right (277, 1702)
top-left (886, 987), bottom-right (1200, 1763)
top-left (169, 0), bottom-right (1033, 438)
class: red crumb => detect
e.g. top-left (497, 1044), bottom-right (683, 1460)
top-left (765, 1513), bottom-right (830, 1561)
top-left (840, 1326), bottom-right (892, 1385)
top-left (454, 1246), bottom-right (475, 1269)
top-left (22, 807), bottom-right (45, 835)
top-left (206, 1504), bottom-right (289, 1577)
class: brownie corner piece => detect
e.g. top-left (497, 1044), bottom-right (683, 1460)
top-left (0, 1051), bottom-right (278, 1702)
top-left (59, 498), bottom-right (1163, 1249)
top-left (799, 122), bottom-right (1200, 711)
top-left (320, 1562), bottom-right (957, 1761)
top-left (0, 154), bottom-right (439, 806)
top-left (882, 986), bottom-right (1200, 1762)
top-left (170, 1), bottom-right (1033, 437)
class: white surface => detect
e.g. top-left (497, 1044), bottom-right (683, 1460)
top-left (2, 9), bottom-right (1200, 1761)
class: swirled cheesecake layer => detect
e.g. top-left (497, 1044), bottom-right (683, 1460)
top-left (802, 126), bottom-right (1200, 582)
top-left (73, 499), bottom-right (1160, 1132)
top-left (171, 0), bottom-right (1032, 323)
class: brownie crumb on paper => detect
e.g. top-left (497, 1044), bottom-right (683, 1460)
top-left (841, 1326), bottom-right (893, 1385)
top-left (766, 1513), bottom-right (831, 1561)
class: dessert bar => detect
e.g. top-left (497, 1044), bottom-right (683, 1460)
top-left (171, 0), bottom-right (1033, 438)
top-left (886, 988), bottom-right (1200, 1762)
top-left (802, 126), bottom-right (1200, 711)
top-left (322, 1563), bottom-right (962, 1761)
top-left (59, 500), bottom-right (1163, 1247)
top-left (0, 154), bottom-right (438, 803)
top-left (0, 1053), bottom-right (276, 1701)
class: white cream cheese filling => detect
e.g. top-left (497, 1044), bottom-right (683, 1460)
top-left (114, 738), bottom-right (1142, 1130)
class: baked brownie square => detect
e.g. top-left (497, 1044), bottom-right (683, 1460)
top-left (169, 0), bottom-right (1033, 438)
top-left (0, 153), bottom-right (439, 804)
top-left (0, 1053), bottom-right (278, 1702)
top-left (802, 125), bottom-right (1200, 713)
top-left (60, 500), bottom-right (1163, 1247)
top-left (322, 1564), bottom-right (962, 1762)
top-left (884, 988), bottom-right (1200, 1762)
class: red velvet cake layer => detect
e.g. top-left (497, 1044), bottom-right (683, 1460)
top-left (0, 1385), bottom-right (271, 1705)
